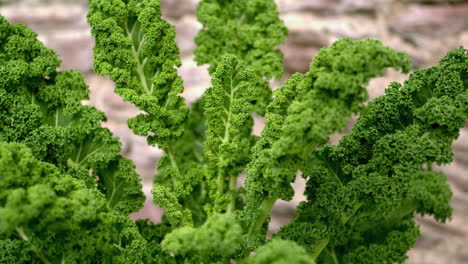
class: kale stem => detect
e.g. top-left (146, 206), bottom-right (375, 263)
top-left (331, 248), bottom-right (340, 264)
top-left (309, 239), bottom-right (329, 260)
top-left (227, 174), bottom-right (237, 213)
top-left (249, 196), bottom-right (277, 234)
top-left (216, 168), bottom-right (224, 195)
top-left (310, 202), bottom-right (364, 260)
top-left (16, 227), bottom-right (51, 264)
top-left (166, 146), bottom-right (180, 185)
top-left (340, 202), bottom-right (364, 225)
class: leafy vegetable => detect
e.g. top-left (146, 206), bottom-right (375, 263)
top-left (203, 54), bottom-right (257, 213)
top-left (0, 12), bottom-right (151, 264)
top-left (195, 0), bottom-right (287, 115)
top-left (88, 0), bottom-right (199, 228)
top-left (162, 213), bottom-right (242, 262)
top-left (195, 0), bottom-right (287, 79)
top-left (277, 47), bottom-right (467, 263)
top-left (0, 15), bottom-right (144, 215)
top-left (242, 38), bottom-right (411, 239)
top-left (0, 142), bottom-right (159, 263)
top-left (245, 239), bottom-right (316, 264)
top-left (1, 0), bottom-right (466, 263)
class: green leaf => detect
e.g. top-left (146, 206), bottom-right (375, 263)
top-left (204, 54), bottom-right (256, 212)
top-left (161, 213), bottom-right (242, 262)
top-left (195, 0), bottom-right (287, 80)
top-left (243, 38), bottom-right (411, 235)
top-left (278, 47), bottom-right (467, 261)
top-left (0, 14), bottom-right (145, 215)
top-left (88, 0), bottom-right (188, 148)
top-left (0, 142), bottom-right (157, 263)
top-left (246, 239), bottom-right (315, 264)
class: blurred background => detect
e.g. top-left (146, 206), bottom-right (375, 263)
top-left (0, 0), bottom-right (467, 263)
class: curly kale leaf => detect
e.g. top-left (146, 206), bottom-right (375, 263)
top-left (161, 213), bottom-right (242, 262)
top-left (337, 220), bottom-right (420, 264)
top-left (165, 0), bottom-right (289, 206)
top-left (154, 0), bottom-right (289, 225)
top-left (0, 142), bottom-right (158, 264)
top-left (277, 47), bottom-right (467, 263)
top-left (151, 54), bottom-right (259, 226)
top-left (88, 0), bottom-right (188, 148)
top-left (195, 0), bottom-right (287, 115)
top-left (0, 15), bottom-right (144, 215)
top-left (246, 239), bottom-right (315, 264)
top-left (204, 54), bottom-right (257, 213)
top-left (242, 38), bottom-right (411, 236)
top-left (151, 100), bottom-right (207, 227)
top-left (176, 0), bottom-right (287, 189)
top-left (88, 0), bottom-right (199, 227)
top-left (152, 0), bottom-right (288, 226)
top-left (195, 0), bottom-right (287, 80)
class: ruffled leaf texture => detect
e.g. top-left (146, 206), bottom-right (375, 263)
top-left (246, 239), bottom-right (315, 264)
top-left (161, 213), bottom-right (242, 263)
top-left (195, 0), bottom-right (288, 115)
top-left (241, 38), bottom-right (411, 234)
top-left (88, 0), bottom-right (207, 229)
top-left (88, 0), bottom-right (188, 148)
top-left (0, 14), bottom-right (151, 264)
top-left (162, 0), bottom-right (288, 196)
top-left (151, 54), bottom-right (259, 226)
top-left (0, 142), bottom-right (166, 263)
top-left (277, 48), bottom-right (467, 264)
top-left (151, 0), bottom-right (289, 227)
top-left (195, 0), bottom-right (287, 80)
top-left (158, 0), bottom-right (289, 220)
top-left (0, 15), bottom-right (144, 215)
top-left (204, 54), bottom-right (257, 212)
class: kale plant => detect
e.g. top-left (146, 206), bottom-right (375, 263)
top-left (0, 0), bottom-right (466, 263)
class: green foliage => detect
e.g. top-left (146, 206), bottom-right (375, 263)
top-left (162, 213), bottom-right (242, 262)
top-left (88, 0), bottom-right (205, 229)
top-left (88, 0), bottom-right (188, 148)
top-left (1, 0), bottom-right (467, 263)
top-left (204, 54), bottom-right (257, 212)
top-left (195, 0), bottom-right (287, 79)
top-left (0, 12), bottom-right (149, 263)
top-left (242, 38), bottom-right (411, 237)
top-left (0, 142), bottom-right (158, 263)
top-left (0, 15), bottom-right (144, 216)
top-left (277, 47), bottom-right (467, 263)
top-left (245, 239), bottom-right (316, 264)
top-left (195, 0), bottom-right (287, 116)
